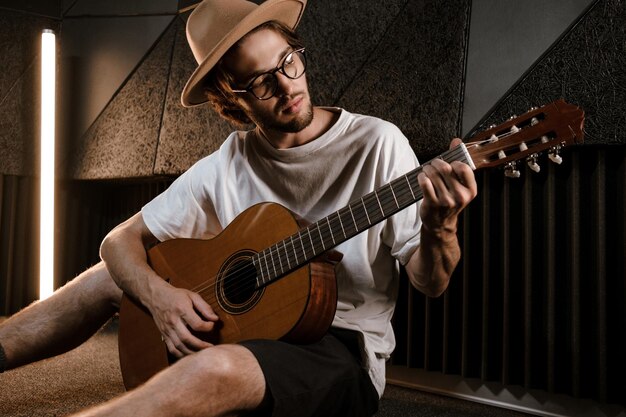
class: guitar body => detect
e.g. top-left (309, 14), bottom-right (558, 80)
top-left (118, 202), bottom-right (338, 389)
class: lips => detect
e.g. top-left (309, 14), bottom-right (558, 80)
top-left (280, 95), bottom-right (304, 114)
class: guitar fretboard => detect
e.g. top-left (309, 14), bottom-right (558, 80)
top-left (251, 143), bottom-right (475, 289)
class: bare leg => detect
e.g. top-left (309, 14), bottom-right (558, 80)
top-left (0, 261), bottom-right (122, 370)
top-left (72, 344), bottom-right (267, 417)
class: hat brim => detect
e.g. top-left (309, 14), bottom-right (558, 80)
top-left (181, 0), bottom-right (306, 107)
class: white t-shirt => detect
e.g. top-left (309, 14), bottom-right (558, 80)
top-left (142, 107), bottom-right (422, 396)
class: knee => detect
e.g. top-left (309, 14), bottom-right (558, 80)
top-left (178, 345), bottom-right (262, 390)
top-left (144, 345), bottom-right (266, 415)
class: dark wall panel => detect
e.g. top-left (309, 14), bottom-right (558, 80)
top-left (336, 0), bottom-right (471, 158)
top-left (0, 10), bottom-right (59, 176)
top-left (297, 0), bottom-right (406, 109)
top-left (0, 175), bottom-right (38, 315)
top-left (470, 0), bottom-right (625, 146)
top-left (64, 0), bottom-right (178, 17)
top-left (392, 146), bottom-right (626, 407)
top-left (0, 1), bottom-right (62, 18)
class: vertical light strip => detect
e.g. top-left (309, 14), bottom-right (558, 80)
top-left (40, 29), bottom-right (56, 300)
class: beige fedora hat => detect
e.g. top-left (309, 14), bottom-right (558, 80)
top-left (181, 0), bottom-right (307, 107)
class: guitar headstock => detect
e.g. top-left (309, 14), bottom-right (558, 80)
top-left (465, 99), bottom-right (585, 177)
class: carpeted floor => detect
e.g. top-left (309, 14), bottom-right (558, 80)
top-left (0, 319), bottom-right (529, 416)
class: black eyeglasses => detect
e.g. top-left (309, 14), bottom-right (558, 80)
top-left (231, 48), bottom-right (307, 100)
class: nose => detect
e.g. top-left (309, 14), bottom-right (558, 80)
top-left (274, 71), bottom-right (295, 97)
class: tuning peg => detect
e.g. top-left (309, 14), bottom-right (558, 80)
top-left (504, 161), bottom-right (521, 178)
top-left (531, 117), bottom-right (540, 126)
top-left (526, 154), bottom-right (541, 173)
top-left (510, 125), bottom-right (520, 133)
top-left (548, 147), bottom-right (563, 164)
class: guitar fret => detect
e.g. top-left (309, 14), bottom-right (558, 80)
top-left (409, 172), bottom-right (422, 201)
top-left (378, 184), bottom-right (400, 215)
top-left (288, 236), bottom-right (296, 265)
top-left (326, 217), bottom-right (336, 245)
top-left (317, 224), bottom-right (326, 250)
top-left (276, 245), bottom-right (284, 275)
top-left (264, 249), bottom-right (274, 280)
top-left (307, 229), bottom-right (317, 255)
top-left (337, 211), bottom-right (347, 238)
top-left (282, 240), bottom-right (291, 270)
top-left (352, 201), bottom-right (369, 231)
top-left (269, 248), bottom-right (277, 278)
top-left (374, 189), bottom-right (385, 217)
top-left (361, 198), bottom-right (371, 225)
top-left (252, 257), bottom-right (261, 288)
top-left (299, 230), bottom-right (308, 259)
top-left (348, 205), bottom-right (358, 232)
top-left (404, 174), bottom-right (416, 200)
top-left (389, 183), bottom-right (399, 208)
top-left (341, 207), bottom-right (357, 236)
top-left (391, 176), bottom-right (410, 207)
top-left (262, 250), bottom-right (270, 283)
top-left (364, 193), bottom-right (384, 225)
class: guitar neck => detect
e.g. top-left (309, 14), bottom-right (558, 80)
top-left (252, 143), bottom-right (476, 288)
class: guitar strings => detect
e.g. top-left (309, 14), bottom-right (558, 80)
top-left (182, 145), bottom-right (469, 306)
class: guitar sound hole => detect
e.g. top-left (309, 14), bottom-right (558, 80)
top-left (223, 259), bottom-right (257, 305)
top-left (216, 251), bottom-right (264, 315)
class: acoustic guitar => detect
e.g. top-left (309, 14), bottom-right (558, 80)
top-left (118, 99), bottom-right (584, 389)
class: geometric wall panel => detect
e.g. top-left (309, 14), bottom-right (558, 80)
top-left (153, 16), bottom-right (233, 175)
top-left (59, 15), bottom-right (174, 140)
top-left (65, 21), bottom-right (176, 179)
top-left (470, 0), bottom-right (625, 146)
top-left (462, 0), bottom-right (594, 136)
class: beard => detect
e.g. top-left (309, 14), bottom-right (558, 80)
top-left (249, 96), bottom-right (314, 133)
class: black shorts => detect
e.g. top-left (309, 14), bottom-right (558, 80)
top-left (239, 327), bottom-right (379, 417)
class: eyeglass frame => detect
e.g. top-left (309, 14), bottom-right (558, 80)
top-left (230, 47), bottom-right (307, 100)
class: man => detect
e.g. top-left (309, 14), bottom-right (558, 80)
top-left (0, 0), bottom-right (477, 415)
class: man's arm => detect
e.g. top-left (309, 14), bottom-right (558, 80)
top-left (100, 212), bottom-right (218, 357)
top-left (405, 139), bottom-right (477, 297)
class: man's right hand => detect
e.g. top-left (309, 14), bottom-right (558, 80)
top-left (100, 212), bottom-right (220, 357)
top-left (146, 279), bottom-right (220, 357)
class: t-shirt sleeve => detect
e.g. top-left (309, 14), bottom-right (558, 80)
top-left (377, 123), bottom-right (422, 265)
top-left (141, 155), bottom-right (222, 242)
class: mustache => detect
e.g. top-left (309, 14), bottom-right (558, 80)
top-left (276, 93), bottom-right (305, 110)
